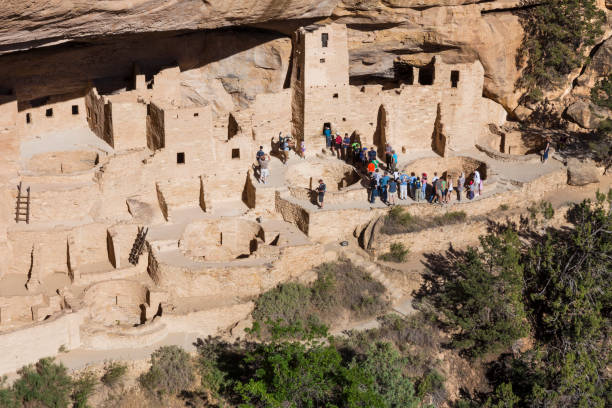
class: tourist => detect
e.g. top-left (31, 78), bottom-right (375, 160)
top-left (360, 147), bottom-right (368, 167)
top-left (369, 175), bottom-right (379, 204)
top-left (256, 145), bottom-right (265, 162)
top-left (316, 179), bottom-right (326, 208)
top-left (408, 172), bottom-right (417, 199)
top-left (368, 147), bottom-right (377, 162)
top-left (473, 170), bottom-right (481, 197)
top-left (324, 124), bottom-right (332, 148)
top-left (399, 173), bottom-right (408, 200)
top-left (447, 177), bottom-right (454, 204)
top-left (430, 178), bottom-right (441, 204)
top-left (432, 172), bottom-right (439, 184)
top-left (300, 140), bottom-right (305, 159)
top-left (259, 154), bottom-right (270, 184)
top-left (415, 176), bottom-right (423, 202)
top-left (391, 150), bottom-right (398, 172)
top-left (380, 171), bottom-right (390, 204)
top-left (367, 161), bottom-right (376, 177)
top-left (468, 180), bottom-right (476, 200)
top-left (457, 172), bottom-right (465, 201)
top-left (373, 168), bottom-right (382, 185)
top-left (440, 177), bottom-right (448, 204)
top-left (335, 133), bottom-right (343, 159)
top-left (542, 138), bottom-right (551, 163)
top-left (385, 143), bottom-right (393, 169)
top-left (351, 140), bottom-right (361, 164)
top-left (421, 173), bottom-right (428, 201)
top-left (282, 136), bottom-right (291, 165)
top-left (388, 177), bottom-right (398, 206)
top-left (343, 133), bottom-right (351, 161)
top-left (393, 169), bottom-right (400, 181)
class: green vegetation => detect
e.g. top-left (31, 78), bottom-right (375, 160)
top-left (138, 345), bottom-right (195, 399)
top-left (72, 371), bottom-right (97, 408)
top-left (252, 259), bottom-right (388, 337)
top-left (100, 361), bottom-right (128, 388)
top-left (591, 73), bottom-right (612, 109)
top-left (2, 358), bottom-right (73, 408)
top-left (499, 203), bottom-right (509, 211)
top-left (442, 191), bottom-right (612, 406)
top-left (379, 242), bottom-right (409, 262)
top-left (426, 229), bottom-right (529, 358)
top-left (383, 206), bottom-right (467, 234)
top-left (517, 0), bottom-right (606, 101)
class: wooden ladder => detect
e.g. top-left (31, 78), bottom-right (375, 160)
top-left (128, 227), bottom-right (148, 265)
top-left (15, 182), bottom-right (30, 224)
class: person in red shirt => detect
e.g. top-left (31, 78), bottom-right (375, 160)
top-left (367, 161), bottom-right (375, 177)
top-left (334, 133), bottom-right (343, 159)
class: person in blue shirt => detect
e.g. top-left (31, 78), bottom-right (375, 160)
top-left (367, 147), bottom-right (377, 162)
top-left (408, 172), bottom-right (417, 199)
top-left (342, 134), bottom-right (351, 161)
top-left (323, 124), bottom-right (332, 148)
top-left (391, 150), bottom-right (398, 172)
top-left (360, 147), bottom-right (368, 168)
top-left (379, 172), bottom-right (390, 204)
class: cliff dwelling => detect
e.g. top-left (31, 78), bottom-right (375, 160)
top-left (0, 11), bottom-right (608, 388)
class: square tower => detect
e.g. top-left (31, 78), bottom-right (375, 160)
top-left (291, 24), bottom-right (350, 150)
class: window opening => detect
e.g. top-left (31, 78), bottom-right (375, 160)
top-left (333, 93), bottom-right (338, 99)
top-left (321, 33), bottom-right (329, 48)
top-left (231, 148), bottom-right (240, 159)
top-left (320, 58), bottom-right (325, 63)
top-left (194, 112), bottom-right (199, 117)
top-left (418, 64), bottom-right (435, 85)
top-left (451, 70), bottom-right (460, 88)
top-left (177, 152), bottom-right (185, 164)
top-left (45, 108), bottom-right (53, 117)
top-left (26, 113), bottom-right (31, 124)
top-left (72, 105), bottom-right (79, 115)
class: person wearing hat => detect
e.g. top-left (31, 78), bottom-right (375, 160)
top-left (316, 179), bottom-right (326, 209)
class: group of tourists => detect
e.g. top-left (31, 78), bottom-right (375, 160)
top-left (255, 126), bottom-right (486, 209)
top-left (367, 169), bottom-right (483, 206)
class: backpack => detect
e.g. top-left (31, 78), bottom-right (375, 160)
top-left (416, 180), bottom-right (421, 189)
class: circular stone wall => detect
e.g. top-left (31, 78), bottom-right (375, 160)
top-left (83, 280), bottom-right (147, 326)
top-left (286, 160), bottom-right (361, 192)
top-left (26, 150), bottom-right (99, 175)
top-left (179, 219), bottom-right (264, 261)
top-left (402, 156), bottom-right (488, 181)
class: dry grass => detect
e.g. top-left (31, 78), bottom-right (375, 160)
top-left (382, 207), bottom-right (467, 235)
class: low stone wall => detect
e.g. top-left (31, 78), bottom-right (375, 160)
top-left (275, 193), bottom-right (310, 235)
top-left (371, 200), bottom-right (573, 257)
top-left (288, 185), bottom-right (367, 205)
top-left (0, 310), bottom-right (85, 375)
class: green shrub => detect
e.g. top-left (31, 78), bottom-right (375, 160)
top-left (13, 357), bottom-right (73, 408)
top-left (591, 73), bottom-right (612, 110)
top-left (0, 376), bottom-right (17, 408)
top-left (517, 0), bottom-right (606, 99)
top-left (383, 207), bottom-right (467, 234)
top-left (499, 204), bottom-right (509, 211)
top-left (431, 229), bottom-right (529, 358)
top-left (101, 361), bottom-right (127, 387)
top-left (252, 282), bottom-right (312, 326)
top-left (252, 260), bottom-right (388, 336)
top-left (72, 371), bottom-right (97, 408)
top-left (416, 369), bottom-right (446, 404)
top-left (139, 346), bottom-right (195, 398)
top-left (379, 242), bottom-right (409, 263)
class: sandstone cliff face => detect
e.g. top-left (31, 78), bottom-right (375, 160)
top-left (0, 0), bottom-right (609, 115)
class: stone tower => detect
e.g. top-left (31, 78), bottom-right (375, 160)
top-left (291, 24), bottom-right (350, 152)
